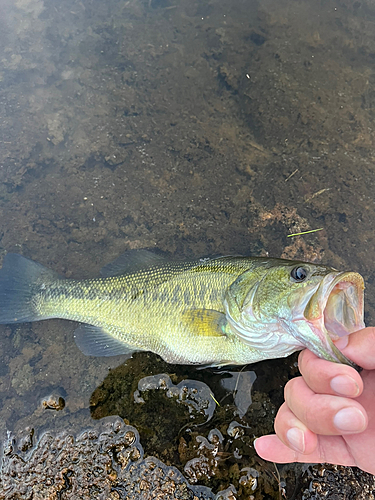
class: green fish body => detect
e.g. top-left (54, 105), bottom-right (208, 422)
top-left (0, 250), bottom-right (365, 366)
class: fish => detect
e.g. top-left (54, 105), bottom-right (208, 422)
top-left (0, 250), bottom-right (365, 367)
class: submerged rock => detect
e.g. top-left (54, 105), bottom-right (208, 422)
top-left (0, 417), bottom-right (214, 500)
top-left (301, 463), bottom-right (375, 500)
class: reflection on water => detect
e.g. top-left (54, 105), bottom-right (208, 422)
top-left (1, 0), bottom-right (375, 497)
top-left (220, 370), bottom-right (257, 419)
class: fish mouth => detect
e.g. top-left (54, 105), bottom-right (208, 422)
top-left (303, 272), bottom-right (365, 366)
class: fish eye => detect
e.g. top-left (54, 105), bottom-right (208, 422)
top-left (291, 266), bottom-right (308, 282)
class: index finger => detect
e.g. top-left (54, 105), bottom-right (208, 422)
top-left (298, 349), bottom-right (363, 398)
top-left (254, 434), bottom-right (357, 468)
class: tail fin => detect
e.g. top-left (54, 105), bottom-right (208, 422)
top-left (0, 253), bottom-right (61, 324)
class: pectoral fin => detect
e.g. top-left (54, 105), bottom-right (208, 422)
top-left (73, 324), bottom-right (138, 357)
top-left (182, 309), bottom-right (229, 338)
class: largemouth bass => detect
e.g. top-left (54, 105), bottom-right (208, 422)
top-left (0, 250), bottom-right (364, 367)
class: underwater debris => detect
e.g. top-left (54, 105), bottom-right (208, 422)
top-left (220, 371), bottom-right (257, 419)
top-left (214, 485), bottom-right (237, 500)
top-left (0, 417), bottom-right (215, 500)
top-left (184, 429), bottom-right (224, 484)
top-left (238, 467), bottom-right (258, 491)
top-left (301, 463), bottom-right (375, 500)
top-left (287, 228), bottom-right (323, 237)
top-left (134, 374), bottom-right (216, 422)
top-left (42, 393), bottom-right (66, 411)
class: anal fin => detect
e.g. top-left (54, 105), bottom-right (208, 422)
top-left (73, 324), bottom-right (137, 357)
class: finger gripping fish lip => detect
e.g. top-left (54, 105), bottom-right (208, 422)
top-left (302, 271), bottom-right (365, 366)
top-left (304, 272), bottom-right (364, 338)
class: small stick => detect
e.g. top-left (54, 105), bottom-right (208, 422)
top-left (287, 228), bottom-right (323, 237)
top-left (210, 393), bottom-right (220, 406)
top-left (285, 168), bottom-right (299, 181)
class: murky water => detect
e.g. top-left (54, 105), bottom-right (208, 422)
top-left (1, 0), bottom-right (375, 498)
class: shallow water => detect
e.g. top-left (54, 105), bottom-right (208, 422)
top-left (1, 0), bottom-right (375, 497)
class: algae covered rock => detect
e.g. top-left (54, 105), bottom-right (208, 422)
top-left (0, 417), bottom-right (214, 500)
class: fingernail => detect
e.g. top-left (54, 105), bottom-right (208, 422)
top-left (333, 407), bottom-right (367, 433)
top-left (286, 427), bottom-right (305, 453)
top-left (330, 375), bottom-right (360, 397)
top-left (334, 336), bottom-right (349, 350)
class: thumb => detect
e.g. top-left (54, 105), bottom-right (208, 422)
top-left (337, 328), bottom-right (375, 371)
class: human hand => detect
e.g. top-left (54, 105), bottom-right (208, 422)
top-left (254, 327), bottom-right (375, 475)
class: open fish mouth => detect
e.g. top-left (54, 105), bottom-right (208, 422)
top-left (304, 272), bottom-right (365, 366)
